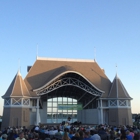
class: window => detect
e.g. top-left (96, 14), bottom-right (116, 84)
top-left (47, 97), bottom-right (77, 123)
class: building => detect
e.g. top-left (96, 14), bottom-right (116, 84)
top-left (1, 57), bottom-right (133, 128)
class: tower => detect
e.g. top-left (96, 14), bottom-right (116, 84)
top-left (2, 71), bottom-right (31, 128)
top-left (108, 74), bottom-right (133, 125)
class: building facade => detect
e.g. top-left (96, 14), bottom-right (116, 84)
top-left (2, 57), bottom-right (133, 128)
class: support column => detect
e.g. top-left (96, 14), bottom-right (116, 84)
top-left (100, 99), bottom-right (103, 124)
top-left (36, 98), bottom-right (39, 125)
top-left (98, 100), bottom-right (100, 125)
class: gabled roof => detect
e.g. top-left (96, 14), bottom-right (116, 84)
top-left (2, 71), bottom-right (31, 98)
top-left (24, 57), bottom-right (112, 98)
top-left (108, 74), bottom-right (132, 99)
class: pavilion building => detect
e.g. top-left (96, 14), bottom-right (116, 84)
top-left (1, 57), bottom-right (133, 128)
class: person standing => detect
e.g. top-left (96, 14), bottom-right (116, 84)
top-left (126, 130), bottom-right (133, 140)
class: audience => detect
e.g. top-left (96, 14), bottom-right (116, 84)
top-left (0, 123), bottom-right (139, 140)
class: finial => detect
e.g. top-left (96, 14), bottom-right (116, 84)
top-left (18, 58), bottom-right (21, 76)
top-left (116, 64), bottom-right (118, 77)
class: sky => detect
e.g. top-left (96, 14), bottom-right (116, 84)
top-left (0, 0), bottom-right (140, 115)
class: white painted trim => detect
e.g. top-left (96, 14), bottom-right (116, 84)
top-left (37, 57), bottom-right (95, 63)
top-left (23, 98), bottom-right (30, 106)
top-left (36, 98), bottom-right (40, 125)
top-left (3, 96), bottom-right (39, 98)
top-left (4, 105), bottom-right (31, 108)
top-left (99, 98), bottom-right (132, 100)
top-left (33, 71), bottom-right (104, 93)
top-left (37, 77), bottom-right (102, 96)
top-left (100, 99), bottom-right (103, 124)
top-left (98, 101), bottom-right (100, 125)
top-left (104, 106), bottom-right (131, 109)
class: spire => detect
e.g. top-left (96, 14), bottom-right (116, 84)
top-left (116, 64), bottom-right (118, 76)
top-left (17, 69), bottom-right (21, 76)
top-left (108, 74), bottom-right (132, 99)
top-left (2, 71), bottom-right (30, 98)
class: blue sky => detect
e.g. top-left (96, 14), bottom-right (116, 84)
top-left (0, 0), bottom-right (140, 115)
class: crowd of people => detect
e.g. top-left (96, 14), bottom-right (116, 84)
top-left (0, 123), bottom-right (140, 140)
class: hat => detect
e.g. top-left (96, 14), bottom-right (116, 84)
top-left (2, 134), bottom-right (8, 139)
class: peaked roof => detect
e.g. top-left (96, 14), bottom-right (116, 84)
top-left (108, 74), bottom-right (132, 99)
top-left (24, 57), bottom-right (112, 98)
top-left (2, 71), bottom-right (31, 98)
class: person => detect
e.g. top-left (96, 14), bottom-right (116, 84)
top-left (120, 126), bottom-right (126, 140)
top-left (79, 131), bottom-right (84, 140)
top-left (71, 132), bottom-right (81, 140)
top-left (115, 133), bottom-right (121, 140)
top-left (67, 117), bottom-right (71, 124)
top-left (129, 129), bottom-right (134, 138)
top-left (62, 132), bottom-right (70, 140)
top-left (133, 131), bottom-right (139, 140)
top-left (34, 125), bottom-right (39, 133)
top-left (68, 130), bottom-right (73, 139)
top-left (83, 132), bottom-right (92, 140)
top-left (98, 128), bottom-right (108, 140)
top-left (1, 134), bottom-right (8, 140)
top-left (105, 128), bottom-right (110, 140)
top-left (110, 127), bottom-right (115, 140)
top-left (55, 129), bottom-right (62, 140)
top-left (90, 130), bottom-right (101, 140)
top-left (16, 132), bottom-right (26, 140)
top-left (126, 130), bottom-right (133, 140)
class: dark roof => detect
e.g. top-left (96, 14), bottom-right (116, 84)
top-left (2, 57), bottom-right (131, 100)
top-left (2, 71), bottom-right (31, 98)
top-left (24, 57), bottom-right (112, 98)
top-left (108, 74), bottom-right (132, 99)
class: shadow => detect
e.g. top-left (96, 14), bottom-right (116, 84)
top-left (26, 65), bottom-right (74, 90)
top-left (90, 68), bottom-right (112, 97)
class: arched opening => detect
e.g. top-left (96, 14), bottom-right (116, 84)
top-left (36, 72), bottom-right (103, 124)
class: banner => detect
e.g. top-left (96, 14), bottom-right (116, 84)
top-left (58, 104), bottom-right (82, 110)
